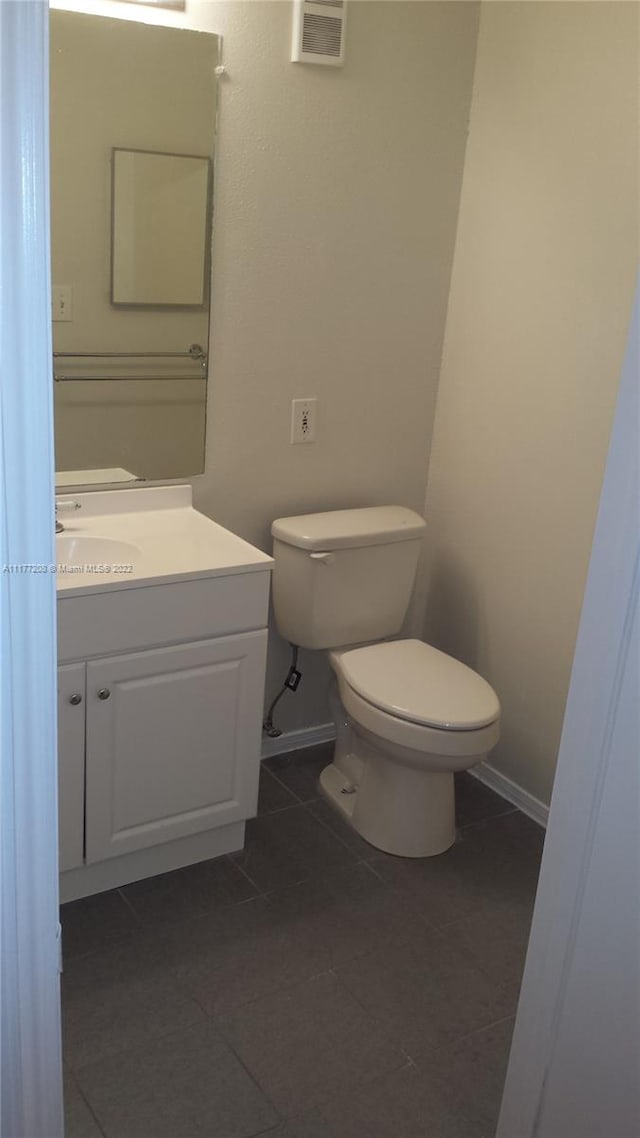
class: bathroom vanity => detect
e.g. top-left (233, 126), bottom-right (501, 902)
top-left (56, 486), bottom-right (272, 902)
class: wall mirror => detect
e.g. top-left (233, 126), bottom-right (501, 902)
top-left (50, 10), bottom-right (219, 485)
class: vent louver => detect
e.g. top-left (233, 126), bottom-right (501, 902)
top-left (292, 0), bottom-right (347, 67)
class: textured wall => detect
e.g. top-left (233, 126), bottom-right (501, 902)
top-left (420, 1), bottom-right (639, 805)
top-left (191, 0), bottom-right (479, 730)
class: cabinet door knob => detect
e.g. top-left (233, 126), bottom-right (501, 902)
top-left (69, 693), bottom-right (82, 706)
top-left (97, 688), bottom-right (111, 700)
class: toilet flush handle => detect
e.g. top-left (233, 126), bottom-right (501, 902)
top-left (309, 551), bottom-right (335, 566)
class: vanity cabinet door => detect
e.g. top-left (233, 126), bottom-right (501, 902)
top-left (84, 630), bottom-right (268, 864)
top-left (58, 663), bottom-right (86, 872)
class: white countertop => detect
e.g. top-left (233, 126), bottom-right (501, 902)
top-left (55, 486), bottom-right (272, 597)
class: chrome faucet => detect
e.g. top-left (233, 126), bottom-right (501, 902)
top-left (55, 499), bottom-right (81, 534)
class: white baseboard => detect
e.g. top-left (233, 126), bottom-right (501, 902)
top-left (471, 761), bottom-right (549, 828)
top-left (261, 722), bottom-right (335, 761)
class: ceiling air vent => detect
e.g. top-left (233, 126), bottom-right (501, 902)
top-left (291, 0), bottom-right (347, 67)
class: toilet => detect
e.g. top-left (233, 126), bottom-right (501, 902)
top-left (271, 506), bottom-right (500, 858)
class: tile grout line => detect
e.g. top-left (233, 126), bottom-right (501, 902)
top-left (258, 799), bottom-right (308, 818)
top-left (261, 762), bottom-right (308, 804)
top-left (327, 928), bottom-right (517, 1067)
top-left (116, 884), bottom-right (146, 922)
top-left (458, 805), bottom-right (519, 831)
top-left (211, 965), bottom-right (342, 1022)
top-left (326, 965), bottom-right (416, 1066)
top-left (301, 793), bottom-right (376, 860)
top-left (434, 905), bottom-right (531, 933)
top-left (211, 1014), bottom-right (288, 1130)
top-left (67, 991), bottom-right (210, 1081)
top-left (358, 858), bottom-right (447, 932)
top-left (115, 880), bottom-right (269, 930)
top-left (70, 1010), bottom-right (229, 1086)
top-left (251, 1121), bottom-right (290, 1138)
top-left (216, 972), bottom-right (415, 1133)
top-left (262, 756), bottom-right (325, 805)
top-left (66, 1069), bottom-right (109, 1138)
top-left (290, 1049), bottom-right (417, 1130)
top-left (437, 1010), bottom-right (516, 1051)
top-left (227, 852), bottom-right (271, 901)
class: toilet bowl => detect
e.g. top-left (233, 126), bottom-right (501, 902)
top-left (270, 505), bottom-right (501, 859)
top-left (323, 639), bottom-right (500, 857)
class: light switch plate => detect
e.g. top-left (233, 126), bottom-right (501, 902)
top-left (52, 285), bottom-right (72, 322)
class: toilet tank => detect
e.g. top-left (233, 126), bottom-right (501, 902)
top-left (271, 506), bottom-right (427, 650)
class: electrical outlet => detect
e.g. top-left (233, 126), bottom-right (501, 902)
top-left (290, 397), bottom-right (317, 444)
top-left (52, 285), bottom-right (73, 322)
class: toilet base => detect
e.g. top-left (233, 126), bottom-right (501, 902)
top-left (319, 755), bottom-right (456, 859)
top-left (324, 676), bottom-right (459, 858)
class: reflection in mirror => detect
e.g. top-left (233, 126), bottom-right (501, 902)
top-left (50, 11), bottom-right (219, 484)
top-left (112, 149), bottom-right (211, 307)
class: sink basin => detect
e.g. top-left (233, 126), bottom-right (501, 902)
top-left (57, 535), bottom-right (139, 570)
top-left (54, 486), bottom-right (273, 595)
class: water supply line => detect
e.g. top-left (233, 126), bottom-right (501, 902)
top-left (262, 644), bottom-right (302, 738)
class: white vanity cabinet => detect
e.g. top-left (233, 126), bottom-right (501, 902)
top-left (55, 486), bottom-right (273, 903)
top-left (84, 631), bottom-right (266, 863)
top-left (58, 629), bottom-right (267, 888)
top-left (55, 484), bottom-right (271, 901)
top-left (58, 589), bottom-right (269, 901)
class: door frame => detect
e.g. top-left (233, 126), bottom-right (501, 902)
top-left (0, 1), bottom-right (63, 1135)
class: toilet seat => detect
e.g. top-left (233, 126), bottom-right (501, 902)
top-left (330, 639), bottom-right (500, 731)
top-left (335, 672), bottom-right (500, 760)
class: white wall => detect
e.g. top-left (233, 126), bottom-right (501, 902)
top-left (190, 0), bottom-right (480, 729)
top-left (420, 1), bottom-right (639, 805)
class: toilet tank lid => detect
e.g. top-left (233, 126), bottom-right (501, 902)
top-left (271, 506), bottom-right (426, 551)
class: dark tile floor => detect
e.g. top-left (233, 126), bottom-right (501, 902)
top-left (61, 743), bottom-right (545, 1138)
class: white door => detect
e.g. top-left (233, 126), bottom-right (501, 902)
top-left (84, 630), bottom-right (268, 863)
top-left (57, 663), bottom-right (86, 872)
top-left (497, 282), bottom-right (640, 1138)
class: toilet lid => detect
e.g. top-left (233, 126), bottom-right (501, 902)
top-left (335, 639), bottom-right (500, 731)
